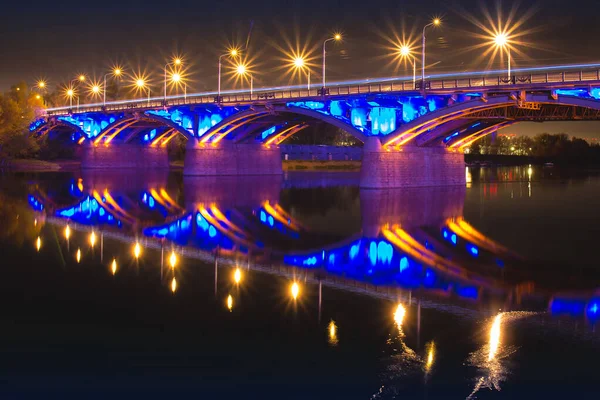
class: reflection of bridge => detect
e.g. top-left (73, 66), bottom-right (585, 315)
top-left (29, 171), bottom-right (598, 318)
top-left (30, 64), bottom-right (600, 188)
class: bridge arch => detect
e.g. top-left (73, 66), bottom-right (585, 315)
top-left (90, 112), bottom-right (193, 146)
top-left (31, 119), bottom-right (86, 141)
top-left (384, 94), bottom-right (600, 148)
top-left (196, 105), bottom-right (369, 145)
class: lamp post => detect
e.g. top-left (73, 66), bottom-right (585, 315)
top-left (103, 67), bottom-right (122, 106)
top-left (164, 58), bottom-right (182, 105)
top-left (399, 45), bottom-right (416, 89)
top-left (70, 75), bottom-right (86, 111)
top-left (293, 56), bottom-right (311, 90)
top-left (322, 33), bottom-right (341, 93)
top-left (218, 49), bottom-right (239, 102)
top-left (421, 18), bottom-right (441, 92)
top-left (494, 33), bottom-right (511, 80)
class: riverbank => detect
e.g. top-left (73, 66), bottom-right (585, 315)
top-left (0, 159), bottom-right (80, 171)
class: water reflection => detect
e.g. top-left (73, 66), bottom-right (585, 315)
top-left (2, 167), bottom-right (600, 397)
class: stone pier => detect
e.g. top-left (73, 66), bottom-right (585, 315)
top-left (80, 143), bottom-right (169, 169)
top-left (184, 140), bottom-right (282, 176)
top-left (359, 137), bottom-right (466, 188)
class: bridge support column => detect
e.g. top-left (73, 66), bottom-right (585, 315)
top-left (359, 138), bottom-right (465, 188)
top-left (81, 142), bottom-right (169, 169)
top-left (184, 140), bottom-right (282, 176)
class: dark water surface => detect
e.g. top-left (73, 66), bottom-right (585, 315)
top-left (0, 166), bottom-right (598, 399)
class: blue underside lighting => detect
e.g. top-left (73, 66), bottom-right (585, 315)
top-left (443, 131), bottom-right (460, 143)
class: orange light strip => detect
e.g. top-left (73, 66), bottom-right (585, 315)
top-left (200, 112), bottom-right (266, 144)
top-left (159, 189), bottom-right (183, 211)
top-left (210, 114), bottom-right (268, 145)
top-left (91, 190), bottom-right (136, 225)
top-left (77, 137), bottom-right (86, 145)
top-left (264, 124), bottom-right (301, 146)
top-left (209, 205), bottom-right (248, 237)
top-left (104, 120), bottom-right (139, 145)
top-left (101, 189), bottom-right (136, 224)
top-left (93, 119), bottom-right (136, 145)
top-left (263, 201), bottom-right (300, 231)
top-left (198, 206), bottom-right (256, 249)
top-left (150, 128), bottom-right (175, 147)
top-left (160, 130), bottom-right (180, 146)
top-left (450, 123), bottom-right (510, 149)
top-left (450, 218), bottom-right (513, 255)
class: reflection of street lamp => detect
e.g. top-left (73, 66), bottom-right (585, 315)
top-left (293, 56), bottom-right (311, 90)
top-left (217, 48), bottom-right (239, 102)
top-left (70, 75), bottom-right (86, 110)
top-left (236, 63), bottom-right (253, 96)
top-left (494, 32), bottom-right (511, 79)
top-left (164, 58), bottom-right (182, 104)
top-left (421, 18), bottom-right (441, 91)
top-left (103, 67), bottom-right (122, 106)
top-left (399, 44), bottom-right (416, 89)
top-left (322, 33), bottom-right (342, 92)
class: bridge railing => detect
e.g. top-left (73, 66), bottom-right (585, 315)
top-left (45, 67), bottom-right (600, 116)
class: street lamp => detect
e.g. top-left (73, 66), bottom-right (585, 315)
top-left (494, 32), bottom-right (511, 79)
top-left (218, 48), bottom-right (239, 102)
top-left (136, 78), bottom-right (151, 106)
top-left (169, 70), bottom-right (187, 100)
top-left (164, 57), bottom-right (182, 104)
top-left (236, 63), bottom-right (253, 97)
top-left (70, 75), bottom-right (86, 110)
top-left (398, 44), bottom-right (417, 89)
top-left (422, 18), bottom-right (441, 92)
top-left (103, 67), bottom-right (122, 106)
top-left (322, 33), bottom-right (342, 93)
top-left (293, 56), bottom-right (311, 90)
top-left (66, 87), bottom-right (76, 108)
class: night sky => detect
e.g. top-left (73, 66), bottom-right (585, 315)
top-left (3, 0), bottom-right (600, 137)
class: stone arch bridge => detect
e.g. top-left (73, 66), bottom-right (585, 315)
top-left (31, 65), bottom-right (600, 187)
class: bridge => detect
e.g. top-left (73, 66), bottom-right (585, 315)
top-left (31, 63), bottom-right (600, 188)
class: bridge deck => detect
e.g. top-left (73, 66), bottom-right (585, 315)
top-left (45, 65), bottom-right (600, 116)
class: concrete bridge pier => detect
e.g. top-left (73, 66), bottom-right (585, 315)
top-left (183, 139), bottom-right (282, 176)
top-left (80, 142), bottom-right (169, 169)
top-left (359, 137), bottom-right (466, 188)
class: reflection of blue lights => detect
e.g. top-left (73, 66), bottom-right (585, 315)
top-left (268, 215), bottom-right (274, 227)
top-left (457, 286), bottom-right (478, 299)
top-left (468, 245), bottom-right (479, 256)
top-left (260, 211), bottom-right (266, 223)
top-left (54, 195), bottom-right (120, 227)
top-left (451, 234), bottom-right (457, 245)
top-left (443, 131), bottom-right (459, 143)
top-left (28, 195), bottom-right (44, 211)
top-left (208, 225), bottom-right (217, 238)
top-left (551, 298), bottom-right (586, 316)
top-left (349, 243), bottom-right (360, 259)
top-left (399, 256), bottom-right (409, 272)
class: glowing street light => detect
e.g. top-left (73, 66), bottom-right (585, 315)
top-left (171, 277), bottom-right (177, 293)
top-left (322, 33), bottom-right (342, 92)
top-left (398, 44), bottom-right (417, 88)
top-left (169, 250), bottom-right (177, 269)
top-left (494, 32), bottom-right (511, 79)
top-left (233, 267), bottom-right (242, 284)
top-left (235, 63), bottom-right (253, 96)
top-left (421, 18), bottom-right (441, 92)
top-left (76, 248), bottom-right (81, 263)
top-left (133, 242), bottom-right (141, 259)
top-left (227, 294), bottom-right (233, 311)
top-left (103, 67), bottom-right (123, 106)
top-left (64, 225), bottom-right (71, 240)
top-left (89, 231), bottom-right (96, 247)
top-left (328, 320), bottom-right (339, 346)
top-left (394, 303), bottom-right (406, 328)
top-left (290, 281), bottom-right (300, 300)
top-left (135, 77), bottom-right (151, 106)
top-left (111, 258), bottom-right (117, 275)
top-left (164, 57), bottom-right (183, 104)
top-left (65, 87), bottom-right (76, 108)
top-left (217, 48), bottom-right (240, 102)
top-left (292, 56), bottom-right (311, 90)
top-left (36, 236), bottom-right (41, 252)
top-left (37, 80), bottom-right (46, 89)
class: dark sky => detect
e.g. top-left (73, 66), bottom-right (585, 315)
top-left (3, 0), bottom-right (600, 137)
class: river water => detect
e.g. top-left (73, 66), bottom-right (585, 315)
top-left (0, 166), bottom-right (598, 398)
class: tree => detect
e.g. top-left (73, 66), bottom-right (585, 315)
top-left (0, 82), bottom-right (42, 160)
